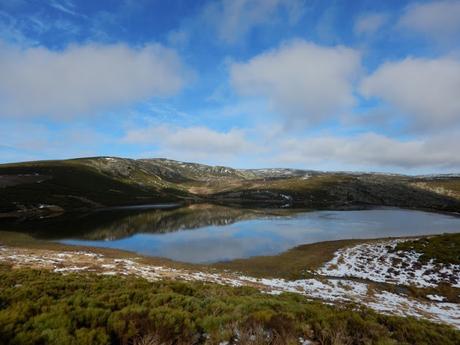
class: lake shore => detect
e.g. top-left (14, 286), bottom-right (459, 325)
top-left (1, 232), bottom-right (459, 329)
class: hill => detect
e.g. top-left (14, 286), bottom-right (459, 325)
top-left (1, 157), bottom-right (460, 218)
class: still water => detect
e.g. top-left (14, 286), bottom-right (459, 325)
top-left (21, 204), bottom-right (457, 263)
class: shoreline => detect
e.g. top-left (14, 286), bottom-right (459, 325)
top-left (1, 234), bottom-right (459, 329)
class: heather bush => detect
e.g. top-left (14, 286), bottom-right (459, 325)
top-left (0, 265), bottom-right (458, 345)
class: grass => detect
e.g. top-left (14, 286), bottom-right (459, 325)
top-left (251, 175), bottom-right (354, 192)
top-left (404, 283), bottom-right (460, 303)
top-left (213, 239), bottom-right (367, 279)
top-left (0, 231), bottom-right (196, 272)
top-left (0, 264), bottom-right (459, 345)
top-left (3, 158), bottom-right (460, 215)
top-left (0, 230), bottom-right (361, 280)
top-left (210, 175), bottom-right (354, 198)
top-left (184, 175), bottom-right (352, 195)
top-left (0, 225), bottom-right (365, 280)
top-left (4, 229), bottom-right (460, 306)
top-left (411, 179), bottom-right (460, 200)
top-left (434, 179), bottom-right (460, 195)
top-left (394, 233), bottom-right (460, 265)
top-left (0, 159), bottom-right (187, 213)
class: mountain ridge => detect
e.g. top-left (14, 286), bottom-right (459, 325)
top-left (1, 156), bottom-right (460, 218)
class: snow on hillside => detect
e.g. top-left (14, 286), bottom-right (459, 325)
top-left (318, 240), bottom-right (460, 288)
top-left (1, 243), bottom-right (459, 329)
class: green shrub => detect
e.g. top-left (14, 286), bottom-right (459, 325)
top-left (394, 233), bottom-right (460, 264)
top-left (0, 265), bottom-right (458, 345)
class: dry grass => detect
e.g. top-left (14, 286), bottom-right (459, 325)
top-left (183, 175), bottom-right (353, 196)
top-left (412, 180), bottom-right (460, 200)
top-left (0, 230), bottom-right (196, 271)
top-left (252, 175), bottom-right (353, 193)
top-left (212, 239), bottom-right (365, 279)
top-left (0, 230), bottom-right (364, 280)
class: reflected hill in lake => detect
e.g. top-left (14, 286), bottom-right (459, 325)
top-left (1, 204), bottom-right (286, 241)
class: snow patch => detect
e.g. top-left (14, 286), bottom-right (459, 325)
top-left (318, 240), bottom-right (460, 288)
top-left (1, 245), bottom-right (459, 329)
top-left (427, 294), bottom-right (446, 302)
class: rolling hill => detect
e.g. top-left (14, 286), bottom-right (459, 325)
top-left (1, 156), bottom-right (460, 219)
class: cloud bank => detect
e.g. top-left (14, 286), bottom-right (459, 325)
top-left (230, 40), bottom-right (361, 126)
top-left (0, 42), bottom-right (189, 118)
top-left (275, 131), bottom-right (460, 170)
top-left (123, 125), bottom-right (252, 161)
top-left (360, 57), bottom-right (460, 131)
top-left (399, 0), bottom-right (460, 42)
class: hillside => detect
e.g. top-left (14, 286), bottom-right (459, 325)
top-left (2, 265), bottom-right (459, 345)
top-left (1, 157), bottom-right (460, 219)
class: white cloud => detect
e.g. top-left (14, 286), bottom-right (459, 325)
top-left (123, 125), bottom-right (253, 160)
top-left (0, 42), bottom-right (189, 118)
top-left (360, 57), bottom-right (460, 131)
top-left (0, 121), bottom-right (112, 163)
top-left (275, 131), bottom-right (460, 170)
top-left (354, 13), bottom-right (388, 35)
top-left (203, 0), bottom-right (305, 44)
top-left (399, 0), bottom-right (460, 42)
top-left (48, 0), bottom-right (83, 18)
top-left (230, 40), bottom-right (361, 126)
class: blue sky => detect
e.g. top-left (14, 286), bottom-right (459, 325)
top-left (1, 0), bottom-right (460, 173)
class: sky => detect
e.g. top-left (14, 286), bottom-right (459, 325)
top-left (0, 0), bottom-right (460, 174)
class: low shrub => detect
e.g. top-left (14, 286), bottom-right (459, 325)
top-left (0, 265), bottom-right (458, 345)
top-left (394, 233), bottom-right (460, 264)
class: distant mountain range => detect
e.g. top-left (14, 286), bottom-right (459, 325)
top-left (1, 156), bottom-right (460, 219)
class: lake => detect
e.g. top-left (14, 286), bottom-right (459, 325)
top-left (8, 204), bottom-right (459, 263)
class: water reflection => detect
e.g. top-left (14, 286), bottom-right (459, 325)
top-left (2, 205), bottom-right (460, 263)
top-left (1, 204), bottom-right (277, 240)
